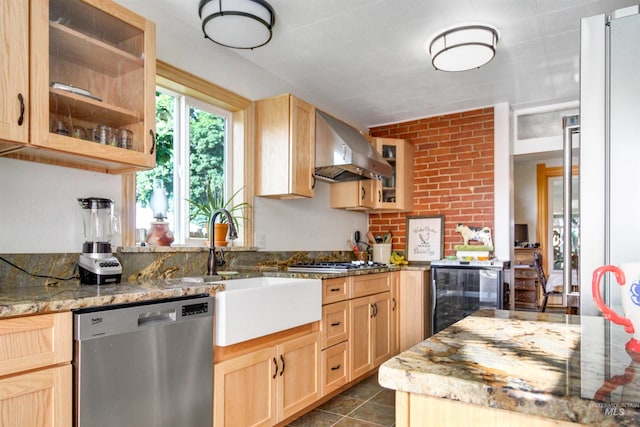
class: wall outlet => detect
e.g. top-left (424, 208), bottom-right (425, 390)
top-left (255, 232), bottom-right (266, 249)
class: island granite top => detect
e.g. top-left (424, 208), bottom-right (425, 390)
top-left (379, 309), bottom-right (640, 426)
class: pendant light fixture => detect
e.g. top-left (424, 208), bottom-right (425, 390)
top-left (199, 0), bottom-right (276, 49)
top-left (428, 24), bottom-right (499, 72)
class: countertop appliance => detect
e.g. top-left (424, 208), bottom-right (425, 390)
top-left (287, 261), bottom-right (387, 273)
top-left (77, 197), bottom-right (122, 285)
top-left (73, 295), bottom-right (214, 427)
top-left (430, 260), bottom-right (504, 335)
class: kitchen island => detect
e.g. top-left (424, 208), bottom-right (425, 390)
top-left (379, 309), bottom-right (640, 427)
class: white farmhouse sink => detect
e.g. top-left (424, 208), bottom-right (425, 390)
top-left (213, 276), bottom-right (321, 346)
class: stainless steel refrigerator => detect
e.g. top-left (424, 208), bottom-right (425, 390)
top-left (580, 5), bottom-right (640, 316)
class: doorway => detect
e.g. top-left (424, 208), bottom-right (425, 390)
top-left (536, 164), bottom-right (580, 308)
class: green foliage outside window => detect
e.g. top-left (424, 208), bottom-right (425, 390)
top-left (136, 91), bottom-right (226, 238)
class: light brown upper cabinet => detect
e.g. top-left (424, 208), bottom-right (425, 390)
top-left (1, 0), bottom-right (157, 173)
top-left (255, 94), bottom-right (316, 198)
top-left (372, 137), bottom-right (414, 211)
top-left (329, 179), bottom-right (379, 210)
top-left (329, 137), bottom-right (413, 212)
top-left (0, 0), bottom-right (29, 151)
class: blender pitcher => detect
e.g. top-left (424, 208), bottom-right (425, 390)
top-left (78, 197), bottom-right (119, 253)
top-left (77, 198), bottom-right (122, 285)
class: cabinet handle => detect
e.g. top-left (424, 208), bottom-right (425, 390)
top-left (331, 321), bottom-right (341, 327)
top-left (17, 93), bottom-right (24, 126)
top-left (331, 364), bottom-right (341, 371)
top-left (272, 357), bottom-right (278, 379)
top-left (373, 302), bottom-right (378, 317)
top-left (378, 190), bottom-right (382, 203)
top-left (392, 297), bottom-right (397, 311)
top-left (149, 129), bottom-right (156, 154)
top-left (370, 303), bottom-right (375, 318)
top-left (280, 354), bottom-right (285, 376)
top-left (361, 186), bottom-right (366, 201)
top-left (330, 287), bottom-right (341, 292)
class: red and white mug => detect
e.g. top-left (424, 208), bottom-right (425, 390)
top-left (592, 263), bottom-right (640, 353)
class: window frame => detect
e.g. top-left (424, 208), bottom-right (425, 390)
top-left (121, 61), bottom-right (253, 248)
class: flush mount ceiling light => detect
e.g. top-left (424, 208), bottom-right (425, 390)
top-left (428, 24), bottom-right (499, 72)
top-left (199, 0), bottom-right (275, 49)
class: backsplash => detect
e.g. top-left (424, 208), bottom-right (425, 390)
top-left (368, 107), bottom-right (495, 256)
top-left (0, 249), bottom-right (356, 288)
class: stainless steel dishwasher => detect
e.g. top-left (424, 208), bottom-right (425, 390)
top-left (73, 294), bottom-right (214, 427)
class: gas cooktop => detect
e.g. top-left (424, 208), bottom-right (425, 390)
top-left (287, 261), bottom-right (387, 273)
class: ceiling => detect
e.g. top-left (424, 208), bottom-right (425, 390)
top-left (115, 0), bottom-right (637, 130)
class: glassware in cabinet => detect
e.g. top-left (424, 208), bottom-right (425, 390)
top-left (30, 0), bottom-right (156, 171)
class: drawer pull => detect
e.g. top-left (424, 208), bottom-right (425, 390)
top-left (331, 321), bottom-right (341, 326)
top-left (272, 357), bottom-right (278, 379)
top-left (331, 364), bottom-right (341, 371)
top-left (330, 287), bottom-right (341, 292)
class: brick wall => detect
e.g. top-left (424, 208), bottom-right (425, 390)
top-left (368, 107), bottom-right (495, 257)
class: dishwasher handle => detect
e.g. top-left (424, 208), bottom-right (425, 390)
top-left (137, 309), bottom-right (176, 327)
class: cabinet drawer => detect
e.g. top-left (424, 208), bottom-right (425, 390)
top-left (321, 342), bottom-right (348, 396)
top-left (0, 312), bottom-right (72, 377)
top-left (515, 291), bottom-right (537, 303)
top-left (514, 268), bottom-right (537, 279)
top-left (351, 273), bottom-right (390, 298)
top-left (323, 277), bottom-right (349, 304)
top-left (514, 249), bottom-right (537, 265)
top-left (514, 280), bottom-right (537, 291)
top-left (321, 301), bottom-right (349, 349)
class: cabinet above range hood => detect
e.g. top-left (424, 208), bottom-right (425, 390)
top-left (314, 110), bottom-right (392, 182)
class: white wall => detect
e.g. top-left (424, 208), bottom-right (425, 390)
top-left (493, 103), bottom-right (511, 261)
top-left (0, 158), bottom-right (122, 253)
top-left (253, 181), bottom-right (367, 251)
top-left (0, 157), bottom-right (366, 253)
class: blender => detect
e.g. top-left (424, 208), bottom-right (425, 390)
top-left (77, 197), bottom-right (122, 285)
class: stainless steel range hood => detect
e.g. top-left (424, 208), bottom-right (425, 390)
top-left (315, 110), bottom-right (392, 182)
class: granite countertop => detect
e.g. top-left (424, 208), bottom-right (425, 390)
top-left (379, 309), bottom-right (640, 427)
top-left (0, 266), bottom-right (396, 318)
top-left (0, 277), bottom-right (232, 318)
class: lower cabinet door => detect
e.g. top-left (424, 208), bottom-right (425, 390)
top-left (213, 332), bottom-right (320, 426)
top-left (0, 364), bottom-right (71, 427)
top-left (372, 292), bottom-right (392, 367)
top-left (214, 347), bottom-right (278, 427)
top-left (278, 332), bottom-right (321, 420)
top-left (349, 296), bottom-right (374, 380)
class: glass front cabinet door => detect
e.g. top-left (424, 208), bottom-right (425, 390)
top-left (29, 0), bottom-right (156, 173)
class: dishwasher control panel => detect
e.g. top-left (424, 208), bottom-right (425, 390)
top-left (182, 302), bottom-right (210, 317)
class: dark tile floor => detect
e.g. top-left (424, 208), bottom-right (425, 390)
top-left (288, 372), bottom-right (395, 427)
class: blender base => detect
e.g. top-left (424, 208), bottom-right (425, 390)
top-left (79, 267), bottom-right (122, 285)
top-left (79, 254), bottom-right (122, 285)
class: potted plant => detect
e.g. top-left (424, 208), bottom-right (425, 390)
top-left (188, 180), bottom-right (251, 245)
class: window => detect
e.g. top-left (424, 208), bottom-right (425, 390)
top-left (135, 88), bottom-right (232, 244)
top-left (121, 61), bottom-right (252, 248)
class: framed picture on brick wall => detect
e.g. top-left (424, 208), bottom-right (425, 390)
top-left (405, 215), bottom-right (444, 263)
